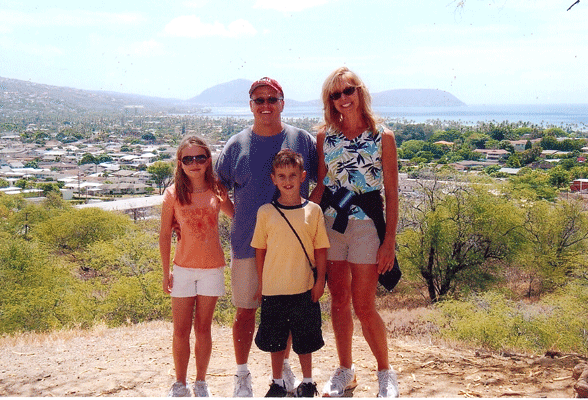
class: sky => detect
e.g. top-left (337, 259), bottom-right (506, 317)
top-left (1, 0), bottom-right (587, 105)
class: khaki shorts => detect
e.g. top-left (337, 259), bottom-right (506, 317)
top-left (325, 216), bottom-right (380, 265)
top-left (170, 265), bottom-right (226, 298)
top-left (231, 256), bottom-right (260, 309)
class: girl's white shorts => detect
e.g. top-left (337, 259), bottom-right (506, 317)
top-left (170, 265), bottom-right (226, 298)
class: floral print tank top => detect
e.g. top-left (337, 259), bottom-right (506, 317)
top-left (323, 126), bottom-right (383, 220)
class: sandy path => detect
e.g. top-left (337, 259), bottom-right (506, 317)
top-left (0, 320), bottom-right (580, 397)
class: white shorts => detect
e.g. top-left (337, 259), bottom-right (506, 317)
top-left (325, 216), bottom-right (380, 265)
top-left (231, 256), bottom-right (260, 309)
top-left (170, 265), bottom-right (226, 298)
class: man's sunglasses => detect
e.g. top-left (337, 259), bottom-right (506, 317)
top-left (250, 97), bottom-right (283, 105)
top-left (181, 155), bottom-right (209, 165)
top-left (329, 86), bottom-right (357, 101)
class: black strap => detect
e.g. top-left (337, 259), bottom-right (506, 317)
top-left (271, 201), bottom-right (315, 272)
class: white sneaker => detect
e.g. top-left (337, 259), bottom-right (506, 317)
top-left (283, 362), bottom-right (301, 393)
top-left (233, 372), bottom-right (253, 397)
top-left (168, 381), bottom-right (192, 397)
top-left (377, 367), bottom-right (399, 398)
top-left (193, 381), bottom-right (211, 397)
top-left (322, 365), bottom-right (357, 397)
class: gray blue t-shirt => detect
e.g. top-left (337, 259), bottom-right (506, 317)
top-left (215, 123), bottom-right (317, 259)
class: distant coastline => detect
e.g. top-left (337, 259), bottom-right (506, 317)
top-left (199, 104), bottom-right (588, 128)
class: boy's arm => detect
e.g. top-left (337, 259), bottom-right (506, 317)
top-left (254, 247), bottom-right (266, 302)
top-left (311, 248), bottom-right (327, 302)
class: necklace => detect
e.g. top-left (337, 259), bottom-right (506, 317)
top-left (192, 186), bottom-right (209, 193)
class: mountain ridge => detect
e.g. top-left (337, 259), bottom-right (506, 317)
top-left (0, 76), bottom-right (465, 117)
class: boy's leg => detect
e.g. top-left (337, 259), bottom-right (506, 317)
top-left (194, 295), bottom-right (219, 382)
top-left (172, 297), bottom-right (196, 385)
top-left (271, 350), bottom-right (287, 380)
top-left (298, 352), bottom-right (312, 379)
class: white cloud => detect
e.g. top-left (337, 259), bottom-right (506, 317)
top-left (0, 36), bottom-right (63, 57)
top-left (0, 8), bottom-right (144, 28)
top-left (123, 40), bottom-right (165, 57)
top-left (253, 0), bottom-right (335, 12)
top-left (164, 16), bottom-right (257, 38)
top-left (182, 0), bottom-right (209, 7)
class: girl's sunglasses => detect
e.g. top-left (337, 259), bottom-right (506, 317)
top-left (251, 96), bottom-right (283, 105)
top-left (181, 155), bottom-right (209, 165)
top-left (329, 86), bottom-right (357, 101)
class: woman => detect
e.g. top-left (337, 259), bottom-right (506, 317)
top-left (309, 67), bottom-right (399, 398)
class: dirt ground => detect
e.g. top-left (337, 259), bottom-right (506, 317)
top-left (0, 319), bottom-right (583, 398)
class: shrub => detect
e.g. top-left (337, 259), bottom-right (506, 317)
top-left (432, 289), bottom-right (588, 354)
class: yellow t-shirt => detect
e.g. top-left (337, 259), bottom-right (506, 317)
top-left (251, 200), bottom-right (330, 296)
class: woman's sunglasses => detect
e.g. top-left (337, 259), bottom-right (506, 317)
top-left (329, 86), bottom-right (357, 101)
top-left (251, 96), bottom-right (283, 105)
top-left (181, 155), bottom-right (209, 165)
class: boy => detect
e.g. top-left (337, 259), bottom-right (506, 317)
top-left (251, 149), bottom-right (330, 397)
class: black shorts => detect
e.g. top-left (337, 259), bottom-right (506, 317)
top-left (255, 290), bottom-right (324, 355)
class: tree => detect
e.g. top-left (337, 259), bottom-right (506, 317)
top-left (79, 153), bottom-right (98, 165)
top-left (147, 161), bottom-right (174, 194)
top-left (548, 166), bottom-right (571, 188)
top-left (519, 199), bottom-right (588, 295)
top-left (24, 159), bottom-right (39, 169)
top-left (506, 154), bottom-right (521, 168)
top-left (525, 140), bottom-right (533, 150)
top-left (465, 133), bottom-right (490, 149)
top-left (34, 208), bottom-right (132, 252)
top-left (540, 135), bottom-right (559, 151)
top-left (507, 169), bottom-right (557, 201)
top-left (398, 178), bottom-right (524, 302)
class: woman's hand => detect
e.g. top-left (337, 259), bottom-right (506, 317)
top-left (376, 237), bottom-right (396, 274)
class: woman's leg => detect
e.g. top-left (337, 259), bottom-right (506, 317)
top-left (326, 260), bottom-right (353, 369)
top-left (172, 296), bottom-right (196, 384)
top-left (193, 295), bottom-right (219, 382)
top-left (349, 262), bottom-right (389, 370)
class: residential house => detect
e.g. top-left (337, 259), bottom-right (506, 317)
top-left (473, 149), bottom-right (509, 162)
top-left (570, 179), bottom-right (588, 193)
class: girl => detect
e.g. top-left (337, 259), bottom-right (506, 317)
top-left (159, 135), bottom-right (234, 397)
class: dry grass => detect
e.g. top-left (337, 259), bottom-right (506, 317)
top-left (0, 320), bottom-right (169, 347)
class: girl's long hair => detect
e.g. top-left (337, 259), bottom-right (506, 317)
top-left (317, 66), bottom-right (382, 135)
top-left (174, 134), bottom-right (224, 205)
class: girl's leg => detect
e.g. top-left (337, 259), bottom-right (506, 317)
top-left (326, 260), bottom-right (353, 369)
top-left (193, 295), bottom-right (219, 382)
top-left (172, 296), bottom-right (196, 384)
top-left (349, 262), bottom-right (389, 370)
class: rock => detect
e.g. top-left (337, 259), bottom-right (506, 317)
top-left (573, 363), bottom-right (588, 380)
top-left (574, 363), bottom-right (588, 398)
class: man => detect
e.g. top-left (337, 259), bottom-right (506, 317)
top-left (215, 77), bottom-right (318, 397)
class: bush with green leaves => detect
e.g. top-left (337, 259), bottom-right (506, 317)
top-left (431, 287), bottom-right (588, 354)
top-left (0, 233), bottom-right (76, 333)
top-left (33, 207), bottom-right (132, 252)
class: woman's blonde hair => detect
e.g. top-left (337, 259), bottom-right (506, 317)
top-left (318, 66), bottom-right (381, 135)
top-left (174, 134), bottom-right (224, 205)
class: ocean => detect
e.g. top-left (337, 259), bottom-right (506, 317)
top-left (203, 104), bottom-right (588, 129)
